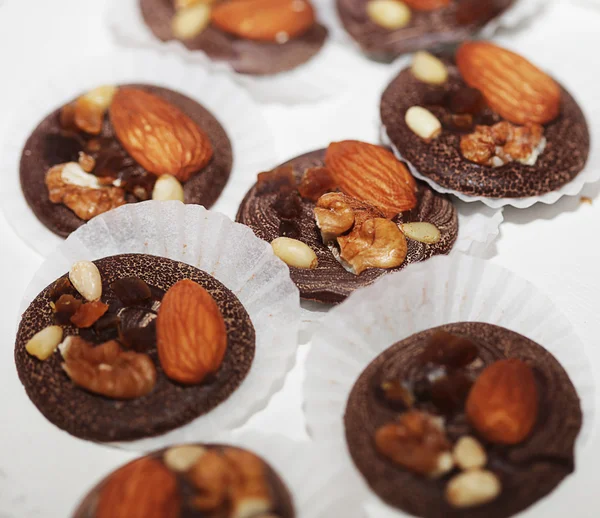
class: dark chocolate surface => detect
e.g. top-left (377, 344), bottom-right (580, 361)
top-left (236, 149), bottom-right (458, 304)
top-left (15, 254), bottom-right (255, 442)
top-left (381, 58), bottom-right (590, 198)
top-left (139, 0), bottom-right (327, 75)
top-left (20, 84), bottom-right (233, 238)
top-left (337, 0), bottom-right (514, 60)
top-left (345, 323), bottom-right (582, 518)
top-left (72, 444), bottom-right (295, 518)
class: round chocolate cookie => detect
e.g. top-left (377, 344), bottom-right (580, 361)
top-left (139, 0), bottom-right (328, 75)
top-left (345, 323), bottom-right (582, 518)
top-left (337, 0), bottom-right (514, 60)
top-left (20, 84), bottom-right (233, 238)
top-left (73, 444), bottom-right (295, 518)
top-left (236, 149), bottom-right (458, 304)
top-left (15, 254), bottom-right (255, 442)
top-left (381, 58), bottom-right (590, 199)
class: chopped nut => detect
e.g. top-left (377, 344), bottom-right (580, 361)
top-left (172, 4), bottom-right (211, 40)
top-left (375, 411), bottom-right (452, 477)
top-left (314, 193), bottom-right (355, 243)
top-left (338, 218), bottom-right (407, 275)
top-left (411, 51), bottom-right (448, 85)
top-left (460, 121), bottom-right (546, 167)
top-left (69, 261), bottom-right (103, 302)
top-left (70, 300), bottom-right (109, 328)
top-left (405, 106), bottom-right (442, 141)
top-left (152, 174), bottom-right (185, 202)
top-left (78, 152), bottom-right (96, 173)
top-left (74, 85), bottom-right (117, 135)
top-left (25, 326), bottom-right (64, 361)
top-left (367, 0), bottom-right (412, 30)
top-left (271, 237), bottom-right (318, 269)
top-left (400, 222), bottom-right (441, 244)
top-left (445, 470), bottom-right (501, 508)
top-left (453, 436), bottom-right (487, 471)
top-left (61, 336), bottom-right (157, 399)
top-left (298, 166), bottom-right (337, 201)
top-left (164, 445), bottom-right (207, 472)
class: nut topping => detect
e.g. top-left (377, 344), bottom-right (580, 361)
top-left (25, 326), bottom-right (64, 361)
top-left (298, 166), bottom-right (337, 201)
top-left (379, 380), bottom-right (415, 410)
top-left (461, 121), bottom-right (546, 167)
top-left (110, 88), bottom-right (213, 182)
top-left (411, 51), bottom-right (448, 85)
top-left (172, 4), bottom-right (211, 40)
top-left (338, 218), bottom-right (407, 275)
top-left (466, 359), bottom-right (539, 444)
top-left (271, 237), bottom-right (318, 269)
top-left (313, 193), bottom-right (356, 243)
top-left (69, 261), bottom-right (102, 302)
top-left (405, 106), bottom-right (442, 141)
top-left (164, 445), bottom-right (207, 472)
top-left (74, 85), bottom-right (117, 135)
top-left (156, 280), bottom-right (227, 384)
top-left (152, 174), bottom-right (185, 202)
top-left (366, 1), bottom-right (411, 30)
top-left (456, 42), bottom-right (561, 125)
top-left (453, 436), bottom-right (487, 471)
top-left (445, 470), bottom-right (501, 508)
top-left (61, 337), bottom-right (157, 399)
top-left (400, 222), bottom-right (441, 244)
top-left (96, 457), bottom-right (180, 518)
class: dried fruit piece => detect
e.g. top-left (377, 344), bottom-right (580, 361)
top-left (156, 280), bottom-right (227, 384)
top-left (25, 326), bottom-right (64, 361)
top-left (411, 51), bottom-right (448, 85)
top-left (53, 294), bottom-right (83, 325)
top-left (110, 277), bottom-right (152, 306)
top-left (188, 449), bottom-right (231, 511)
top-left (110, 88), bottom-right (213, 182)
top-left (96, 457), bottom-right (180, 518)
top-left (256, 166), bottom-right (297, 195)
top-left (430, 370), bottom-right (473, 415)
top-left (119, 322), bottom-right (157, 353)
top-left (375, 411), bottom-right (452, 476)
top-left (61, 337), bottom-right (157, 399)
top-left (453, 436), bottom-right (487, 471)
top-left (466, 359), bottom-right (538, 444)
top-left (325, 141), bottom-right (417, 218)
top-left (379, 380), bottom-right (415, 410)
top-left (273, 190), bottom-right (302, 220)
top-left (338, 218), bottom-right (407, 275)
top-left (400, 222), bottom-right (441, 244)
top-left (74, 86), bottom-right (117, 135)
top-left (405, 106), bottom-right (442, 141)
top-left (172, 4), bottom-right (211, 40)
top-left (211, 0), bottom-right (315, 43)
top-left (164, 445), bottom-right (207, 472)
top-left (456, 42), bottom-right (561, 125)
top-left (405, 0), bottom-right (450, 10)
top-left (445, 470), bottom-right (501, 508)
top-left (298, 166), bottom-right (337, 201)
top-left (271, 237), bottom-right (318, 269)
top-left (49, 277), bottom-right (76, 301)
top-left (449, 87), bottom-right (487, 116)
top-left (366, 1), bottom-right (411, 30)
top-left (69, 261), bottom-right (103, 302)
top-left (152, 174), bottom-right (185, 201)
top-left (420, 330), bottom-right (479, 367)
top-left (70, 301), bottom-right (109, 328)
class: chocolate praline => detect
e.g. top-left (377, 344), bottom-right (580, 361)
top-left (139, 0), bottom-right (328, 75)
top-left (15, 254), bottom-right (255, 442)
top-left (336, 0), bottom-right (514, 60)
top-left (20, 84), bottom-right (232, 238)
top-left (345, 322), bottom-right (582, 518)
top-left (381, 57), bottom-right (590, 198)
top-left (236, 149), bottom-right (458, 304)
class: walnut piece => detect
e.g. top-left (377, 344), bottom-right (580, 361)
top-left (375, 411), bottom-right (453, 477)
top-left (338, 218), bottom-right (408, 275)
top-left (460, 121), bottom-right (546, 167)
top-left (60, 336), bottom-right (156, 399)
top-left (46, 162), bottom-right (126, 221)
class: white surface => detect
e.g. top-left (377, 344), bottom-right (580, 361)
top-left (0, 0), bottom-right (600, 517)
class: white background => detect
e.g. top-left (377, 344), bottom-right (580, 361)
top-left (0, 0), bottom-right (599, 516)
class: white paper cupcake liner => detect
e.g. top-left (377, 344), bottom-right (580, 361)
top-left (107, 0), bottom-right (355, 104)
top-left (304, 253), bottom-right (596, 514)
top-left (0, 49), bottom-right (274, 256)
top-left (19, 201), bottom-right (300, 451)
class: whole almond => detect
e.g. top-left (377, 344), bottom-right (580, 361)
top-left (211, 0), bottom-right (315, 43)
top-left (466, 359), bottom-right (539, 444)
top-left (109, 88), bottom-right (213, 182)
top-left (325, 141), bottom-right (417, 218)
top-left (156, 280), bottom-right (227, 384)
top-left (456, 42), bottom-right (561, 125)
top-left (96, 457), bottom-right (180, 518)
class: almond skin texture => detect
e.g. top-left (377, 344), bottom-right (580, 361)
top-left (156, 280), bottom-right (227, 384)
top-left (211, 0), bottom-right (315, 42)
top-left (466, 359), bottom-right (539, 444)
top-left (109, 88), bottom-right (213, 182)
top-left (404, 0), bottom-right (451, 11)
top-left (456, 42), bottom-right (561, 125)
top-left (325, 141), bottom-right (417, 218)
top-left (96, 457), bottom-right (180, 518)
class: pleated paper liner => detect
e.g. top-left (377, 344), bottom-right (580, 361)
top-left (20, 201), bottom-right (300, 451)
top-left (108, 0), bottom-right (357, 104)
top-left (303, 253), bottom-right (596, 515)
top-left (0, 49), bottom-right (274, 256)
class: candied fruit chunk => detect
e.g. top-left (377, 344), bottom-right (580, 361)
top-left (71, 301), bottom-right (110, 328)
top-left (430, 371), bottom-right (473, 415)
top-left (49, 277), bottom-right (77, 302)
top-left (256, 166), bottom-right (297, 195)
top-left (420, 330), bottom-right (479, 368)
top-left (449, 87), bottom-right (486, 116)
top-left (378, 380), bottom-right (415, 410)
top-left (54, 294), bottom-right (83, 325)
top-left (110, 277), bottom-right (152, 306)
top-left (298, 166), bottom-right (338, 201)
top-left (120, 321), bottom-right (157, 353)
